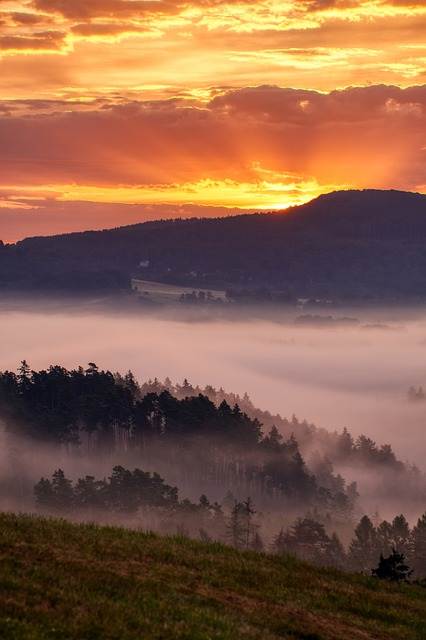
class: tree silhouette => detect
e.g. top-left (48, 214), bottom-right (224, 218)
top-left (411, 513), bottom-right (426, 578)
top-left (349, 515), bottom-right (380, 573)
top-left (372, 549), bottom-right (412, 582)
top-left (227, 500), bottom-right (257, 549)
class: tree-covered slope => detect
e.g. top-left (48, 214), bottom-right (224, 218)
top-left (1, 189), bottom-right (426, 299)
top-left (0, 513), bottom-right (425, 640)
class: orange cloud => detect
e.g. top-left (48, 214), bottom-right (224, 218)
top-left (10, 11), bottom-right (48, 25)
top-left (0, 0), bottom-right (424, 239)
top-left (0, 0), bottom-right (424, 97)
top-left (0, 30), bottom-right (64, 51)
top-left (31, 0), bottom-right (171, 19)
top-left (0, 85), bottom-right (424, 203)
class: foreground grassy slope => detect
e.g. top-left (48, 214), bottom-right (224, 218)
top-left (0, 513), bottom-right (425, 640)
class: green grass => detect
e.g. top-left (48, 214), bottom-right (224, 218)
top-left (0, 513), bottom-right (425, 639)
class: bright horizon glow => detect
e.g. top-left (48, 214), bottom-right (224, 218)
top-left (0, 1), bottom-right (425, 237)
top-left (1, 173), bottom-right (349, 211)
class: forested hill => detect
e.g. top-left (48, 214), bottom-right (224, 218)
top-left (1, 189), bottom-right (426, 299)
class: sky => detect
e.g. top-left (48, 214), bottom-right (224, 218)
top-left (0, 0), bottom-right (425, 241)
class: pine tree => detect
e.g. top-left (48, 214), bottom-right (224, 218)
top-left (227, 502), bottom-right (246, 549)
top-left (34, 469), bottom-right (74, 511)
top-left (17, 360), bottom-right (31, 393)
top-left (372, 549), bottom-right (412, 582)
top-left (390, 514), bottom-right (411, 555)
top-left (326, 532), bottom-right (346, 569)
top-left (241, 498), bottom-right (256, 549)
top-left (411, 512), bottom-right (426, 578)
top-left (337, 427), bottom-right (354, 459)
top-left (283, 517), bottom-right (333, 566)
top-left (376, 520), bottom-right (393, 557)
top-left (51, 469), bottom-right (74, 510)
top-left (348, 515), bottom-right (380, 573)
top-left (74, 475), bottom-right (107, 509)
top-left (34, 477), bottom-right (55, 508)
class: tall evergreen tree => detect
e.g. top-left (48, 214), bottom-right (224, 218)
top-left (326, 532), bottom-right (347, 569)
top-left (348, 515), bottom-right (380, 573)
top-left (411, 513), bottom-right (426, 578)
top-left (390, 514), bottom-right (411, 555)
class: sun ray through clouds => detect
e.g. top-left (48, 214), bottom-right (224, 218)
top-left (0, 0), bottom-right (425, 238)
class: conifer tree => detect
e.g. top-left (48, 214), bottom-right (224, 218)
top-left (390, 514), bottom-right (411, 555)
top-left (372, 549), bottom-right (412, 582)
top-left (227, 502), bottom-right (247, 549)
top-left (327, 532), bottom-right (346, 569)
top-left (348, 515), bottom-right (380, 573)
top-left (51, 469), bottom-right (74, 510)
top-left (411, 512), bottom-right (426, 578)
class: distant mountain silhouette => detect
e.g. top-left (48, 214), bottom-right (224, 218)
top-left (1, 189), bottom-right (426, 300)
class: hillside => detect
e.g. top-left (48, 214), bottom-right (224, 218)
top-left (0, 189), bottom-right (426, 299)
top-left (0, 513), bottom-right (425, 640)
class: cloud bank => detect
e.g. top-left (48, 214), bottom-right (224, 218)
top-left (0, 83), bottom-right (424, 239)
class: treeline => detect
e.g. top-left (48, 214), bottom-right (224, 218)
top-left (35, 467), bottom-right (179, 512)
top-left (140, 376), bottom-right (407, 470)
top-left (137, 376), bottom-right (426, 509)
top-left (35, 466), bottom-right (426, 580)
top-left (35, 466), bottom-right (237, 544)
top-left (2, 362), bottom-right (425, 522)
top-left (0, 363), bottom-right (355, 517)
top-left (275, 512), bottom-right (426, 579)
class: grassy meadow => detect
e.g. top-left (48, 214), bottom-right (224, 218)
top-left (0, 512), bottom-right (425, 639)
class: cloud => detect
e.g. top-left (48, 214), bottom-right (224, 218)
top-left (0, 85), bottom-right (424, 205)
top-left (0, 0), bottom-right (423, 100)
top-left (301, 0), bottom-right (356, 9)
top-left (32, 0), bottom-right (160, 19)
top-left (210, 83), bottom-right (426, 124)
top-left (0, 2), bottom-right (424, 233)
top-left (71, 22), bottom-right (148, 38)
top-left (0, 30), bottom-right (65, 51)
top-left (9, 12), bottom-right (48, 26)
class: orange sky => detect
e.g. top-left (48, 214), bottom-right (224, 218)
top-left (0, 0), bottom-right (425, 241)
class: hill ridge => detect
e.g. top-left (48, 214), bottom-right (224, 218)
top-left (1, 189), bottom-right (426, 299)
top-left (11, 188), bottom-right (425, 245)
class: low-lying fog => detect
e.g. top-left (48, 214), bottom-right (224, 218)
top-left (1, 301), bottom-right (426, 468)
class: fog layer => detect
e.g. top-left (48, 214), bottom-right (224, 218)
top-left (1, 304), bottom-right (425, 467)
